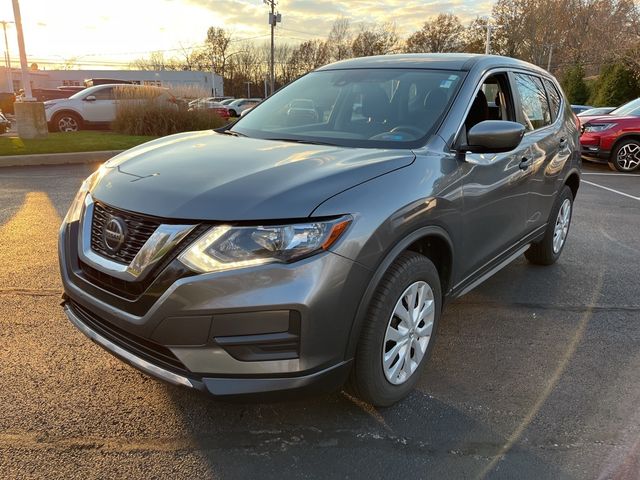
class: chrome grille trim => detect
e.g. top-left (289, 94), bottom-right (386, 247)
top-left (78, 194), bottom-right (196, 282)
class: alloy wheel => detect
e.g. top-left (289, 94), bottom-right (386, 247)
top-left (382, 280), bottom-right (435, 385)
top-left (58, 116), bottom-right (79, 132)
top-left (552, 198), bottom-right (571, 254)
top-left (616, 143), bottom-right (640, 171)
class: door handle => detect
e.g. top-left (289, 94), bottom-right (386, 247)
top-left (559, 137), bottom-right (568, 148)
top-left (519, 157), bottom-right (532, 170)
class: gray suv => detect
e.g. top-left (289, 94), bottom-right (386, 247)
top-left (59, 54), bottom-right (581, 406)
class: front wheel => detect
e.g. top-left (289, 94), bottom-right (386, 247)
top-left (348, 251), bottom-right (441, 407)
top-left (609, 139), bottom-right (640, 172)
top-left (525, 185), bottom-right (574, 265)
top-left (53, 112), bottom-right (82, 132)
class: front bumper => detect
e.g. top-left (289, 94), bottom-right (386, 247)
top-left (63, 302), bottom-right (352, 397)
top-left (59, 220), bottom-right (370, 397)
top-left (580, 133), bottom-right (610, 163)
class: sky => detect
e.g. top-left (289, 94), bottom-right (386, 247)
top-left (0, 0), bottom-right (493, 69)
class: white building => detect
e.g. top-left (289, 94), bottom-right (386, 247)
top-left (0, 67), bottom-right (223, 95)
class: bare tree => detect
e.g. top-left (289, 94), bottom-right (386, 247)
top-left (461, 17), bottom-right (489, 54)
top-left (204, 27), bottom-right (232, 77)
top-left (327, 18), bottom-right (352, 61)
top-left (491, 0), bottom-right (639, 74)
top-left (405, 14), bottom-right (465, 53)
top-left (131, 51), bottom-right (175, 71)
top-left (351, 22), bottom-right (399, 57)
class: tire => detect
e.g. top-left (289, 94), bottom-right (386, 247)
top-left (53, 112), bottom-right (82, 132)
top-left (228, 109), bottom-right (238, 117)
top-left (348, 251), bottom-right (442, 407)
top-left (525, 185), bottom-right (574, 265)
top-left (608, 139), bottom-right (640, 172)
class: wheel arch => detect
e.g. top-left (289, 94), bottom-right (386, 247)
top-left (564, 170), bottom-right (580, 200)
top-left (610, 134), bottom-right (640, 158)
top-left (51, 109), bottom-right (83, 123)
top-left (344, 225), bottom-right (454, 359)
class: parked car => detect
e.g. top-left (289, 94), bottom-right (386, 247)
top-left (57, 85), bottom-right (86, 93)
top-left (44, 84), bottom-right (176, 132)
top-left (187, 99), bottom-right (231, 119)
top-left (227, 98), bottom-right (262, 117)
top-left (571, 104), bottom-right (594, 114)
top-left (286, 98), bottom-right (319, 123)
top-left (32, 88), bottom-right (78, 102)
top-left (0, 111), bottom-right (10, 133)
top-left (219, 98), bottom-right (236, 106)
top-left (59, 54), bottom-right (580, 406)
top-left (84, 78), bottom-right (135, 87)
top-left (580, 97), bottom-right (640, 171)
top-left (204, 102), bottom-right (231, 120)
top-left (577, 106), bottom-right (615, 117)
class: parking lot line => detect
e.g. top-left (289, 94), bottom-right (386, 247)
top-left (583, 172), bottom-right (639, 177)
top-left (581, 180), bottom-right (640, 202)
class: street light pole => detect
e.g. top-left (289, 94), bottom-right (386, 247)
top-left (1, 21), bottom-right (14, 92)
top-left (11, 0), bottom-right (32, 100)
top-left (547, 45), bottom-right (554, 72)
top-left (245, 81), bottom-right (251, 98)
top-left (485, 23), bottom-right (493, 55)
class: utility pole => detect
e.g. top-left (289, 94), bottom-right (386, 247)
top-left (546, 44), bottom-right (554, 72)
top-left (264, 0), bottom-right (281, 96)
top-left (245, 81), bottom-right (251, 98)
top-left (1, 21), bottom-right (14, 92)
top-left (11, 0), bottom-right (32, 99)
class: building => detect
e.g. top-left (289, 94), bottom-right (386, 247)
top-left (0, 67), bottom-right (223, 95)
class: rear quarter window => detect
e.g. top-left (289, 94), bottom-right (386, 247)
top-left (542, 78), bottom-right (562, 121)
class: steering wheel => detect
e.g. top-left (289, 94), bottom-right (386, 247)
top-left (389, 125), bottom-right (424, 138)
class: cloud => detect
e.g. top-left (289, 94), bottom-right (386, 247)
top-left (187, 0), bottom-right (493, 41)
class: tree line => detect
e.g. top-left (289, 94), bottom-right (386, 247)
top-left (133, 0), bottom-right (640, 104)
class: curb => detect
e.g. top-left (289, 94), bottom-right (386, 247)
top-left (0, 150), bottom-right (123, 168)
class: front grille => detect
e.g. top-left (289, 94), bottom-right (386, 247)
top-left (69, 300), bottom-right (194, 378)
top-left (91, 202), bottom-right (161, 264)
top-left (78, 224), bottom-right (208, 301)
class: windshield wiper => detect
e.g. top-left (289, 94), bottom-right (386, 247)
top-left (222, 129), bottom-right (247, 137)
top-left (265, 137), bottom-right (336, 146)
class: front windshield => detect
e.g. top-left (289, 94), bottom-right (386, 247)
top-left (68, 86), bottom-right (100, 100)
top-left (232, 68), bottom-right (464, 148)
top-left (610, 98), bottom-right (640, 116)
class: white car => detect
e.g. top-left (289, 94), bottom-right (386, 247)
top-left (44, 84), bottom-right (176, 132)
top-left (226, 98), bottom-right (262, 117)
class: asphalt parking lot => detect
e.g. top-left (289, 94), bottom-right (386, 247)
top-left (0, 161), bottom-right (638, 479)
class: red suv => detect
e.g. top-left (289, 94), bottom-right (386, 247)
top-left (580, 98), bottom-right (640, 172)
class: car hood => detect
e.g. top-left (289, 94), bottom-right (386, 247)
top-left (580, 114), bottom-right (636, 124)
top-left (91, 130), bottom-right (415, 221)
top-left (44, 98), bottom-right (69, 106)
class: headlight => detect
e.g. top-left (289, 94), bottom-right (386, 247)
top-left (62, 168), bottom-right (104, 224)
top-left (179, 217), bottom-right (352, 273)
top-left (583, 123), bottom-right (616, 133)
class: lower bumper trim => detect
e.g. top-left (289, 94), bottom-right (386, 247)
top-left (63, 303), bottom-right (202, 390)
top-left (202, 360), bottom-right (352, 397)
top-left (63, 302), bottom-right (352, 399)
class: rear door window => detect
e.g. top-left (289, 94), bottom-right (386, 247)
top-left (513, 73), bottom-right (552, 131)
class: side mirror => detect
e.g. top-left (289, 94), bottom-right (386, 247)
top-left (463, 120), bottom-right (525, 154)
top-left (84, 95), bottom-right (96, 102)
